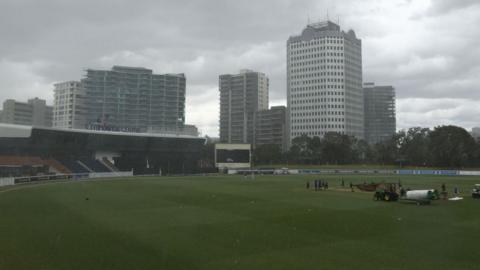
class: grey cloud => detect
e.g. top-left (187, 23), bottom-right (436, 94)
top-left (363, 3), bottom-right (480, 100)
top-left (397, 98), bottom-right (480, 131)
top-left (427, 0), bottom-right (480, 16)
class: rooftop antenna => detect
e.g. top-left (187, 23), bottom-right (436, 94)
top-left (327, 9), bottom-right (330, 21)
top-left (307, 13), bottom-right (311, 25)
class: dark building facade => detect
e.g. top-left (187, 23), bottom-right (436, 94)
top-left (363, 82), bottom-right (396, 144)
top-left (219, 70), bottom-right (269, 144)
top-left (254, 106), bottom-right (287, 152)
top-left (0, 124), bottom-right (204, 175)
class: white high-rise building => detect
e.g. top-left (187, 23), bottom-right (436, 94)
top-left (287, 21), bottom-right (364, 143)
top-left (53, 81), bottom-right (86, 129)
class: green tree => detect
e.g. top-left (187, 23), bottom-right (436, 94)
top-left (352, 139), bottom-right (373, 164)
top-left (428, 125), bottom-right (476, 167)
top-left (400, 127), bottom-right (431, 166)
top-left (473, 138), bottom-right (480, 167)
top-left (308, 136), bottom-right (322, 164)
top-left (288, 134), bottom-right (313, 164)
top-left (253, 144), bottom-right (282, 165)
top-left (373, 131), bottom-right (404, 165)
top-left (321, 132), bottom-right (355, 164)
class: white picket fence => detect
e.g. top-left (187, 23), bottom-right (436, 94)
top-left (0, 177), bottom-right (14, 187)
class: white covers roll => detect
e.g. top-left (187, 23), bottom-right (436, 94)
top-left (405, 190), bottom-right (433, 200)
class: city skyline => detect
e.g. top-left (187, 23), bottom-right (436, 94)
top-left (1, 0), bottom-right (479, 136)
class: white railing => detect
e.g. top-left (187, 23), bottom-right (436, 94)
top-left (458, 171), bottom-right (480, 176)
top-left (89, 171), bottom-right (133, 178)
top-left (5, 171), bottom-right (134, 186)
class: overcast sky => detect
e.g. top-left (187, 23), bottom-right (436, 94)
top-left (1, 0), bottom-right (479, 136)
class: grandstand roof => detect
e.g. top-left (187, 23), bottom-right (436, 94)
top-left (0, 123), bottom-right (203, 140)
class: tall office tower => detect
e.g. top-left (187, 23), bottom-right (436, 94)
top-left (219, 69), bottom-right (269, 144)
top-left (0, 98), bottom-right (52, 127)
top-left (82, 66), bottom-right (186, 132)
top-left (287, 21), bottom-right (364, 143)
top-left (363, 82), bottom-right (396, 144)
top-left (255, 106), bottom-right (287, 152)
top-left (53, 81), bottom-right (87, 129)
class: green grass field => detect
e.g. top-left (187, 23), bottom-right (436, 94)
top-left (1, 174), bottom-right (479, 270)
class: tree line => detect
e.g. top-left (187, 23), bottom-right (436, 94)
top-left (253, 125), bottom-right (479, 168)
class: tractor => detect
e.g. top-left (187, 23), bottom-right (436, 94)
top-left (373, 183), bottom-right (399, 202)
top-left (472, 184), bottom-right (480, 199)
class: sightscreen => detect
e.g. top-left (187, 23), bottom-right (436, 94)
top-left (216, 149), bottom-right (250, 163)
top-left (214, 143), bottom-right (251, 169)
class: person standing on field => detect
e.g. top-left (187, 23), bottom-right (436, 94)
top-left (453, 186), bottom-right (459, 196)
top-left (441, 183), bottom-right (447, 200)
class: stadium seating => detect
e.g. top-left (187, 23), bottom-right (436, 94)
top-left (101, 158), bottom-right (119, 172)
top-left (43, 159), bottom-right (71, 174)
top-left (0, 156), bottom-right (66, 177)
top-left (79, 159), bottom-right (111, 173)
top-left (93, 160), bottom-right (113, 172)
top-left (58, 159), bottom-right (90, 174)
top-left (0, 155), bottom-right (121, 176)
top-left (0, 156), bottom-right (44, 166)
top-left (0, 154), bottom-right (123, 178)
